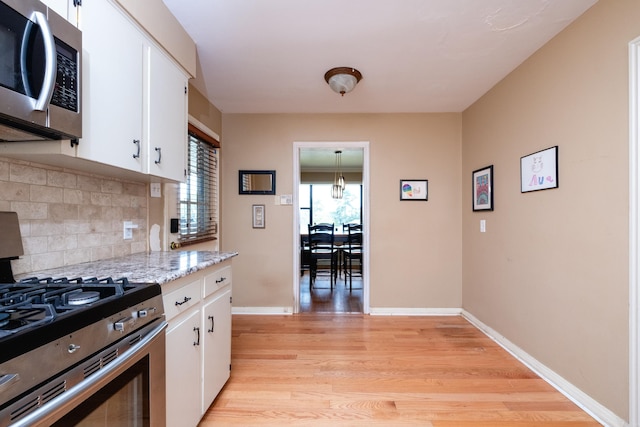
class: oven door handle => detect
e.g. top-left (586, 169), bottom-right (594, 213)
top-left (11, 320), bottom-right (167, 427)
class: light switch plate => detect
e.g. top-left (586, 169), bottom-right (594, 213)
top-left (480, 220), bottom-right (486, 233)
top-left (150, 183), bottom-right (161, 198)
top-left (280, 194), bottom-right (293, 205)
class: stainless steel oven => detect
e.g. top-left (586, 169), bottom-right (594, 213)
top-left (0, 212), bottom-right (166, 426)
top-left (0, 277), bottom-right (166, 427)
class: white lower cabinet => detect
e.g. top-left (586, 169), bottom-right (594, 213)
top-left (202, 287), bottom-right (232, 413)
top-left (166, 307), bottom-right (202, 427)
top-left (163, 261), bottom-right (232, 427)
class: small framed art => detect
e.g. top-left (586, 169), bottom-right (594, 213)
top-left (400, 180), bottom-right (428, 201)
top-left (252, 204), bottom-right (265, 228)
top-left (520, 146), bottom-right (558, 193)
top-left (472, 165), bottom-right (493, 211)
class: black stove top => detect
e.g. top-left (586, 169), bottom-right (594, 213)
top-left (0, 276), bottom-right (161, 364)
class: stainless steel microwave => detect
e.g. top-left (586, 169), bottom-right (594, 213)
top-left (0, 0), bottom-right (82, 143)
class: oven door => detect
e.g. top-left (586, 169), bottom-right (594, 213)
top-left (10, 319), bottom-right (167, 427)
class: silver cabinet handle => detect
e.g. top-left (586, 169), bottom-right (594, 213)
top-left (155, 147), bottom-right (162, 164)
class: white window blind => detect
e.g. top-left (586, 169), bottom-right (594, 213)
top-left (177, 126), bottom-right (219, 245)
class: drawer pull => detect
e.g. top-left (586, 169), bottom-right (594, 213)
top-left (175, 296), bottom-right (191, 306)
top-left (215, 277), bottom-right (226, 284)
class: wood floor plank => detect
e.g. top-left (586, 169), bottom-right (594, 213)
top-left (198, 314), bottom-right (601, 426)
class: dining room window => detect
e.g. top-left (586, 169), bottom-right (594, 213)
top-left (299, 183), bottom-right (362, 233)
top-left (177, 124), bottom-right (219, 245)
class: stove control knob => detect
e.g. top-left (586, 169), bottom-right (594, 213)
top-left (114, 316), bottom-right (135, 333)
top-left (138, 307), bottom-right (157, 318)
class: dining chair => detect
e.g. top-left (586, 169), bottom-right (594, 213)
top-left (308, 223), bottom-right (338, 288)
top-left (343, 224), bottom-right (363, 291)
top-left (300, 234), bottom-right (310, 276)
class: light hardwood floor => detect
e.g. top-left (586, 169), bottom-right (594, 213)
top-left (199, 314), bottom-right (600, 426)
top-left (300, 272), bottom-right (363, 313)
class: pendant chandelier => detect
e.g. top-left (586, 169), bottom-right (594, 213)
top-left (331, 150), bottom-right (346, 199)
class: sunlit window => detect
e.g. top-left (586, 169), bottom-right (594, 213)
top-left (178, 129), bottom-right (219, 244)
top-left (299, 183), bottom-right (361, 233)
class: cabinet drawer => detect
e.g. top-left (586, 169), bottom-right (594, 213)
top-left (204, 266), bottom-right (232, 298)
top-left (163, 279), bottom-right (202, 321)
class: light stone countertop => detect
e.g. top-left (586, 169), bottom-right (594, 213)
top-left (15, 250), bottom-right (238, 285)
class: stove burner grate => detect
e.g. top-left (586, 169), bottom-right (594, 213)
top-left (67, 290), bottom-right (101, 306)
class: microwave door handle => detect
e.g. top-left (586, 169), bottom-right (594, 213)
top-left (30, 12), bottom-right (56, 112)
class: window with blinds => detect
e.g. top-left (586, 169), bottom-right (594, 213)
top-left (177, 126), bottom-right (219, 245)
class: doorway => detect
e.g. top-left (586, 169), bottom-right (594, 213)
top-left (292, 141), bottom-right (370, 314)
top-left (629, 35), bottom-right (640, 427)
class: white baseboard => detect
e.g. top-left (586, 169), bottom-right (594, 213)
top-left (232, 306), bottom-right (294, 315)
top-left (462, 310), bottom-right (626, 427)
top-left (369, 307), bottom-right (462, 316)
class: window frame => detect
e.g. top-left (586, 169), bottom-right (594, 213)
top-left (177, 124), bottom-right (219, 246)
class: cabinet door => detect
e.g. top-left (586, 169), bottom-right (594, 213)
top-left (145, 46), bottom-right (187, 182)
top-left (166, 308), bottom-right (202, 427)
top-left (202, 287), bottom-right (232, 414)
top-left (77, 0), bottom-right (145, 173)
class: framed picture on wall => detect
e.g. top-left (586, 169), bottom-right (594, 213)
top-left (400, 179), bottom-right (428, 201)
top-left (252, 204), bottom-right (265, 228)
top-left (472, 165), bottom-right (493, 211)
top-left (520, 146), bottom-right (558, 193)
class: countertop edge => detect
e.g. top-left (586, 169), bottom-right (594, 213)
top-left (15, 251), bottom-right (239, 285)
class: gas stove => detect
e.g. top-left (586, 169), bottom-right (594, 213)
top-left (0, 212), bottom-right (166, 426)
top-left (0, 276), bottom-right (165, 426)
top-left (0, 276), bottom-right (162, 361)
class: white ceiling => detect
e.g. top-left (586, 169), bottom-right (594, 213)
top-left (162, 0), bottom-right (597, 115)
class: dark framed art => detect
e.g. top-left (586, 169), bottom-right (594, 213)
top-left (400, 179), bottom-right (428, 201)
top-left (520, 146), bottom-right (558, 193)
top-left (472, 165), bottom-right (493, 211)
top-left (239, 170), bottom-right (276, 195)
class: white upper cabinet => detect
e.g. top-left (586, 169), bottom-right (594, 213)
top-left (145, 47), bottom-right (187, 182)
top-left (77, 0), bottom-right (145, 174)
top-left (77, 0), bottom-right (187, 181)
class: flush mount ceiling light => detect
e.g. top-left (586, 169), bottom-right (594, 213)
top-left (324, 67), bottom-right (362, 96)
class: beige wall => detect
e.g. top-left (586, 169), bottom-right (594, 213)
top-left (462, 0), bottom-right (638, 419)
top-left (220, 113), bottom-right (462, 310)
top-left (189, 85), bottom-right (223, 137)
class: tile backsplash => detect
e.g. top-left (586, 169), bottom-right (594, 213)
top-left (0, 156), bottom-right (148, 276)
